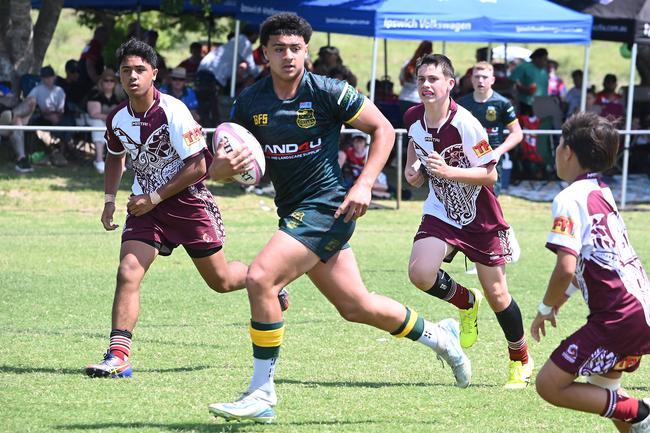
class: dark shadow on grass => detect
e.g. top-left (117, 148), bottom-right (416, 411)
top-left (55, 419), bottom-right (402, 431)
top-left (276, 377), bottom-right (496, 389)
top-left (0, 364), bottom-right (213, 375)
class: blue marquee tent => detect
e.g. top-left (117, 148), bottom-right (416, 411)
top-left (236, 0), bottom-right (592, 44)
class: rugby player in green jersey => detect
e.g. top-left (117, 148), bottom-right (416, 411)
top-left (207, 13), bottom-right (471, 423)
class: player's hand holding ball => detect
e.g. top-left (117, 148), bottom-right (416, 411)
top-left (210, 139), bottom-right (254, 182)
top-left (208, 122), bottom-right (265, 185)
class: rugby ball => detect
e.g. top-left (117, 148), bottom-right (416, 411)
top-left (212, 122), bottom-right (266, 186)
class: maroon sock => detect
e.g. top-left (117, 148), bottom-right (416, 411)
top-left (508, 339), bottom-right (529, 365)
top-left (425, 269), bottom-right (473, 310)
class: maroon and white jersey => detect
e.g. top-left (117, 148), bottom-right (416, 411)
top-left (546, 173), bottom-right (650, 327)
top-left (404, 100), bottom-right (508, 232)
top-left (106, 89), bottom-right (207, 195)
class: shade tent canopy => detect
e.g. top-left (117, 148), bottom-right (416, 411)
top-left (237, 0), bottom-right (592, 44)
top-left (31, 0), bottom-right (237, 14)
top-left (550, 0), bottom-right (650, 45)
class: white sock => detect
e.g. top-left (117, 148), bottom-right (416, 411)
top-left (247, 357), bottom-right (277, 399)
top-left (416, 320), bottom-right (447, 355)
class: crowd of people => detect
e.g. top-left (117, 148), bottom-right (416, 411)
top-left (0, 24), bottom-right (646, 185)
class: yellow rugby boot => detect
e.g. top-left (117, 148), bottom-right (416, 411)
top-left (458, 287), bottom-right (483, 348)
top-left (504, 355), bottom-right (535, 389)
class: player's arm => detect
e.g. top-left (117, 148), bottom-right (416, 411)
top-left (493, 119), bottom-right (523, 160)
top-left (404, 139), bottom-right (425, 188)
top-left (335, 100), bottom-right (394, 222)
top-left (427, 153), bottom-right (497, 186)
top-left (530, 250), bottom-right (576, 342)
top-left (127, 152), bottom-right (207, 216)
top-left (101, 152), bottom-right (126, 231)
top-left (208, 144), bottom-right (253, 181)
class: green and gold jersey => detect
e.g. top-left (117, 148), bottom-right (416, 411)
top-left (457, 90), bottom-right (518, 149)
top-left (231, 71), bottom-right (366, 217)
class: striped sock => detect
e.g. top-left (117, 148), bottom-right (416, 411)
top-left (602, 391), bottom-right (643, 422)
top-left (391, 307), bottom-right (425, 341)
top-left (249, 320), bottom-right (284, 360)
top-left (109, 329), bottom-right (132, 360)
top-left (507, 337), bottom-right (529, 364)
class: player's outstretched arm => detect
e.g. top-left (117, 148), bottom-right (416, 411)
top-left (335, 100), bottom-right (395, 222)
top-left (127, 153), bottom-right (207, 217)
top-left (494, 119), bottom-right (523, 161)
top-left (530, 251), bottom-right (576, 342)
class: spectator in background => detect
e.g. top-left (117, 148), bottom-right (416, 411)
top-left (79, 26), bottom-right (109, 93)
top-left (0, 83), bottom-right (36, 172)
top-left (328, 64), bottom-right (357, 88)
top-left (160, 67), bottom-right (200, 123)
top-left (510, 48), bottom-right (549, 115)
top-left (85, 68), bottom-right (122, 174)
top-left (564, 69), bottom-right (583, 119)
top-left (595, 73), bottom-right (624, 125)
top-left (312, 45), bottom-right (342, 76)
top-left (198, 25), bottom-right (261, 122)
top-left (547, 60), bottom-right (567, 99)
top-left (398, 41), bottom-right (432, 121)
top-left (339, 133), bottom-right (392, 199)
top-left (56, 60), bottom-right (86, 124)
top-left (28, 66), bottom-right (67, 166)
top-left (459, 47), bottom-right (489, 96)
top-left (144, 30), bottom-right (168, 85)
top-left (177, 42), bottom-right (204, 83)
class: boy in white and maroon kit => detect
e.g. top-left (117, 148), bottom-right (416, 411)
top-left (403, 53), bottom-right (533, 389)
top-left (532, 111), bottom-right (650, 433)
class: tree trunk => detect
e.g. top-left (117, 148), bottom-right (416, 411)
top-left (0, 0), bottom-right (62, 90)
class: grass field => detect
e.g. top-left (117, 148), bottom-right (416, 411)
top-left (41, 9), bottom-right (639, 97)
top-left (1, 162), bottom-right (649, 433)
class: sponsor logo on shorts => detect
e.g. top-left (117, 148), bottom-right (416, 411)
top-left (253, 113), bottom-right (268, 126)
top-left (613, 355), bottom-right (641, 371)
top-left (578, 347), bottom-right (619, 376)
top-left (286, 211), bottom-right (305, 230)
top-left (202, 233), bottom-right (213, 243)
top-left (562, 343), bottom-right (578, 364)
top-left (296, 108), bottom-right (316, 128)
top-left (486, 106), bottom-right (497, 122)
top-left (472, 139), bottom-right (492, 158)
top-left (324, 239), bottom-right (341, 252)
top-left (551, 216), bottom-right (574, 237)
top-left (183, 126), bottom-right (203, 146)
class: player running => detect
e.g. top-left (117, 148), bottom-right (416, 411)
top-left (404, 54), bottom-right (533, 389)
top-left (207, 13), bottom-right (470, 424)
top-left (532, 112), bottom-right (650, 433)
top-left (85, 39), bottom-right (287, 379)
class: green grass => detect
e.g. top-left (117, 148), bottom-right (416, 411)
top-left (41, 9), bottom-right (638, 96)
top-left (1, 162), bottom-right (649, 433)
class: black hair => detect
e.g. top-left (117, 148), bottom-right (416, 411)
top-left (561, 111), bottom-right (619, 172)
top-left (415, 53), bottom-right (455, 79)
top-left (116, 38), bottom-right (158, 69)
top-left (260, 13), bottom-right (312, 47)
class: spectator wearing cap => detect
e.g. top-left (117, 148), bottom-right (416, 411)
top-left (510, 47), bottom-right (549, 115)
top-left (26, 66), bottom-right (67, 164)
top-left (159, 67), bottom-right (200, 123)
top-left (0, 82), bottom-right (36, 172)
top-left (86, 68), bottom-right (123, 173)
top-left (177, 42), bottom-right (204, 83)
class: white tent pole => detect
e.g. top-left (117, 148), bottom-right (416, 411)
top-left (620, 42), bottom-right (638, 209)
top-left (487, 42), bottom-right (492, 62)
top-left (370, 37), bottom-right (378, 102)
top-left (504, 42), bottom-right (508, 64)
top-left (442, 41), bottom-right (447, 56)
top-left (579, 44), bottom-right (590, 112)
top-left (230, 20), bottom-right (240, 98)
